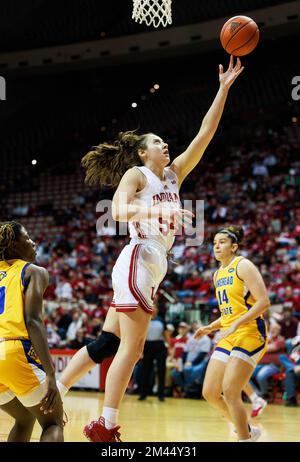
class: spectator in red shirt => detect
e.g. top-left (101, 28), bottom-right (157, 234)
top-left (92, 305), bottom-right (106, 320)
top-left (183, 271), bottom-right (203, 292)
top-left (251, 323), bottom-right (286, 400)
top-left (281, 286), bottom-right (300, 315)
top-left (70, 271), bottom-right (86, 292)
top-left (169, 322), bottom-right (190, 360)
top-left (166, 322), bottom-right (190, 397)
top-left (276, 305), bottom-right (299, 339)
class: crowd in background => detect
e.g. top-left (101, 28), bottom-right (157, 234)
top-left (3, 122), bottom-right (299, 406)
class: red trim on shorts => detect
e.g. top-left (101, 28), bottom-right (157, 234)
top-left (116, 307), bottom-right (137, 312)
top-left (129, 244), bottom-right (153, 315)
top-left (111, 302), bottom-right (138, 312)
top-left (132, 245), bottom-right (153, 313)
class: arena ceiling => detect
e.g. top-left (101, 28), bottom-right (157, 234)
top-left (0, 0), bottom-right (296, 52)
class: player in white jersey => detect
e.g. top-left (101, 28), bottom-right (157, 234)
top-left (111, 165), bottom-right (181, 315)
top-left (50, 56), bottom-right (244, 442)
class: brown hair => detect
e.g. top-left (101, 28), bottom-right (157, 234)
top-left (216, 226), bottom-right (244, 244)
top-left (81, 130), bottom-right (150, 188)
top-left (0, 221), bottom-right (22, 260)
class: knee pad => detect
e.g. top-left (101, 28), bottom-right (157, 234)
top-left (86, 331), bottom-right (120, 364)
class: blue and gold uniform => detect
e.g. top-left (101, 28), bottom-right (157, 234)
top-left (211, 256), bottom-right (267, 367)
top-left (0, 259), bottom-right (46, 407)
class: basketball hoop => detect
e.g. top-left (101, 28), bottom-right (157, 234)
top-left (132, 0), bottom-right (172, 28)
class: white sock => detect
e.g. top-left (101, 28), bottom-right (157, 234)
top-left (102, 407), bottom-right (119, 429)
top-left (57, 380), bottom-right (69, 398)
top-left (234, 424), bottom-right (251, 434)
top-left (250, 392), bottom-right (259, 403)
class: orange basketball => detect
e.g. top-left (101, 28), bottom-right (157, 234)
top-left (220, 16), bottom-right (259, 56)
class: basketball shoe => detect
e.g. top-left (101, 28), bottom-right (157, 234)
top-left (238, 426), bottom-right (261, 442)
top-left (83, 416), bottom-right (122, 442)
top-left (251, 396), bottom-right (267, 418)
top-left (249, 426), bottom-right (262, 441)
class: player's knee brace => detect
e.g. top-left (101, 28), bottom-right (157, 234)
top-left (86, 331), bottom-right (120, 364)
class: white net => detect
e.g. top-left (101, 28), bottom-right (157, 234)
top-left (132, 0), bottom-right (172, 28)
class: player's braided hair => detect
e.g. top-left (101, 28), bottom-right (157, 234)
top-left (0, 221), bottom-right (22, 260)
top-left (81, 130), bottom-right (150, 188)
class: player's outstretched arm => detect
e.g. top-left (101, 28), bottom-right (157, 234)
top-left (24, 265), bottom-right (60, 412)
top-left (112, 167), bottom-right (193, 224)
top-left (170, 55), bottom-right (244, 187)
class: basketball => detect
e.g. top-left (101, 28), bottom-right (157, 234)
top-left (220, 16), bottom-right (259, 56)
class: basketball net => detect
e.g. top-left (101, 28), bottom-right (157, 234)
top-left (132, 0), bottom-right (172, 28)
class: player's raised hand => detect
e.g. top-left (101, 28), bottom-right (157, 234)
top-left (219, 55), bottom-right (244, 90)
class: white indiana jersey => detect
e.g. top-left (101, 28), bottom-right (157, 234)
top-left (128, 166), bottom-right (181, 251)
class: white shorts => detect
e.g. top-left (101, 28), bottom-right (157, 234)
top-left (0, 380), bottom-right (47, 407)
top-left (111, 242), bottom-right (168, 314)
top-left (210, 331), bottom-right (267, 368)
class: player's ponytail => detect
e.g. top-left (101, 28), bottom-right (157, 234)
top-left (81, 130), bottom-right (149, 188)
top-left (0, 221), bottom-right (22, 260)
top-left (227, 226), bottom-right (244, 244)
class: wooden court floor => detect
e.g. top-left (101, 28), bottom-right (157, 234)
top-left (1, 391), bottom-right (300, 442)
